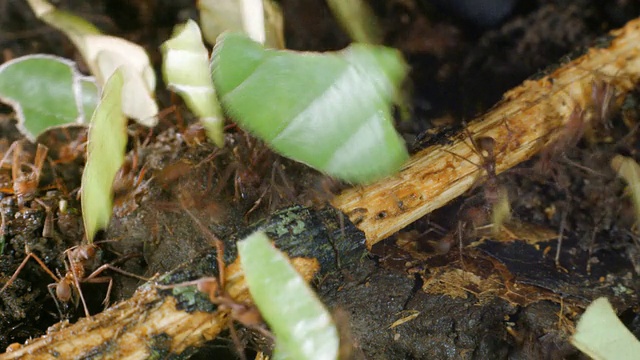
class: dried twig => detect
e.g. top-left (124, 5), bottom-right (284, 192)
top-left (333, 17), bottom-right (640, 248)
top-left (0, 206), bottom-right (363, 359)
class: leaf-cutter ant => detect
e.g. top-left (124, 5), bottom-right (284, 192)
top-left (0, 241), bottom-right (147, 318)
top-left (156, 203), bottom-right (271, 360)
top-left (0, 140), bottom-right (49, 207)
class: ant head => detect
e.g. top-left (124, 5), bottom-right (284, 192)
top-left (67, 244), bottom-right (96, 262)
top-left (475, 136), bottom-right (496, 154)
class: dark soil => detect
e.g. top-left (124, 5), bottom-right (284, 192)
top-left (1, 0), bottom-right (640, 359)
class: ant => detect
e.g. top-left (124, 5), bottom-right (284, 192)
top-left (0, 241), bottom-right (147, 319)
top-left (216, 132), bottom-right (268, 202)
top-left (157, 201), bottom-right (271, 359)
top-left (445, 124), bottom-right (513, 238)
top-left (215, 130), bottom-right (295, 218)
top-left (535, 79), bottom-right (620, 183)
top-left (112, 132), bottom-right (153, 218)
top-left (535, 104), bottom-right (586, 179)
top-left (0, 140), bottom-right (49, 207)
top-left (51, 128), bottom-right (88, 165)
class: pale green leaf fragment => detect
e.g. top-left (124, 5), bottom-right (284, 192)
top-left (571, 297), bottom-right (640, 360)
top-left (238, 231), bottom-right (339, 360)
top-left (27, 0), bottom-right (101, 45)
top-left (81, 68), bottom-right (128, 243)
top-left (611, 155), bottom-right (640, 225)
top-left (211, 33), bottom-right (409, 184)
top-left (198, 0), bottom-right (285, 48)
top-left (326, 0), bottom-right (382, 44)
top-left (26, 0), bottom-right (158, 126)
top-left (90, 39), bottom-right (158, 125)
top-left (0, 55), bottom-right (98, 140)
top-left (162, 19), bottom-right (224, 146)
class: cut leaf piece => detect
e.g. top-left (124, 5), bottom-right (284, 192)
top-left (198, 0), bottom-right (285, 48)
top-left (211, 33), bottom-right (409, 184)
top-left (81, 68), bottom-right (128, 243)
top-left (162, 20), bottom-right (225, 146)
top-left (26, 0), bottom-right (158, 125)
top-left (87, 35), bottom-right (158, 125)
top-left (0, 55), bottom-right (97, 140)
top-left (571, 297), bottom-right (640, 360)
top-left (238, 231), bottom-right (339, 360)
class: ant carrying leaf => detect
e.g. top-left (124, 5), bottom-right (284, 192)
top-left (156, 197), bottom-right (271, 360)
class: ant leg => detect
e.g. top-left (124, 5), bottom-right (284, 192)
top-left (244, 188), bottom-right (267, 220)
top-left (11, 141), bottom-right (22, 197)
top-left (0, 251), bottom-right (60, 293)
top-left (0, 140), bottom-right (16, 171)
top-left (82, 262), bottom-right (149, 307)
top-left (84, 263), bottom-right (148, 282)
top-left (81, 276), bottom-right (113, 307)
top-left (180, 204), bottom-right (226, 290)
top-left (66, 251), bottom-right (91, 318)
top-left (32, 144), bottom-right (48, 180)
top-left (47, 283), bottom-right (67, 319)
top-left (554, 210), bottom-right (568, 272)
top-left (227, 323), bottom-right (248, 360)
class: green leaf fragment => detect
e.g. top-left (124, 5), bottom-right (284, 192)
top-left (162, 20), bottom-right (225, 146)
top-left (571, 297), bottom-right (640, 360)
top-left (238, 231), bottom-right (339, 360)
top-left (0, 55), bottom-right (98, 140)
top-left (211, 33), bottom-right (409, 184)
top-left (26, 0), bottom-right (159, 126)
top-left (81, 68), bottom-right (128, 243)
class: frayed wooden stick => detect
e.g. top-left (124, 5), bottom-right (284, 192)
top-left (333, 17), bottom-right (640, 249)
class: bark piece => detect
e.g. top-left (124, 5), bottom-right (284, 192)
top-left (0, 206), bottom-right (364, 359)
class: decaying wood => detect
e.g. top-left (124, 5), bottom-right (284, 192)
top-left (0, 255), bottom-right (319, 360)
top-left (333, 17), bottom-right (640, 249)
top-left (1, 206), bottom-right (364, 359)
top-left (1, 272), bottom-right (231, 360)
top-left (5, 16), bottom-right (640, 360)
